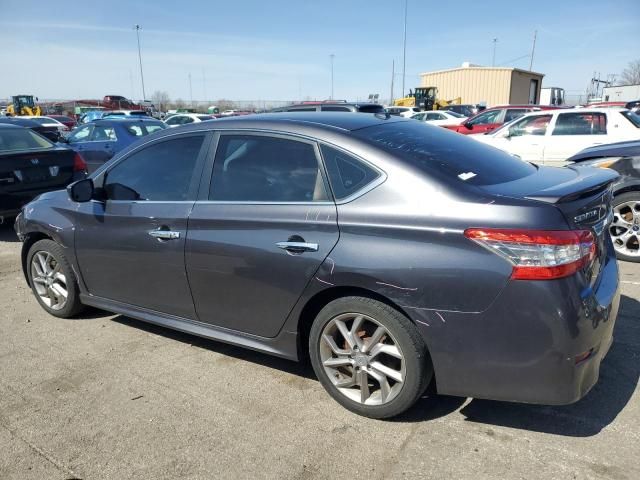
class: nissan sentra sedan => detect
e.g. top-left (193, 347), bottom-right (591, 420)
top-left (14, 113), bottom-right (620, 418)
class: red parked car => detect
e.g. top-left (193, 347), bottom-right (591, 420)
top-left (443, 105), bottom-right (564, 135)
top-left (47, 115), bottom-right (77, 130)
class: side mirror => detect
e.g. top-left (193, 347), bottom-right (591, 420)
top-left (463, 121), bottom-right (472, 130)
top-left (67, 178), bottom-right (94, 203)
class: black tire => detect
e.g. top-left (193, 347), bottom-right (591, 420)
top-left (309, 296), bottom-right (432, 419)
top-left (27, 239), bottom-right (85, 318)
top-left (611, 192), bottom-right (640, 263)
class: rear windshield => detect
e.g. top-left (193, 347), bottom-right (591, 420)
top-left (0, 128), bottom-right (54, 152)
top-left (357, 105), bottom-right (385, 114)
top-left (621, 110), bottom-right (640, 128)
top-left (128, 111), bottom-right (148, 116)
top-left (353, 121), bottom-right (536, 186)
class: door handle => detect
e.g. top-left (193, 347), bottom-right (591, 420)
top-left (148, 229), bottom-right (180, 240)
top-left (276, 241), bottom-right (318, 253)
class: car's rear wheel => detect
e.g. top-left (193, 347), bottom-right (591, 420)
top-left (27, 239), bottom-right (84, 318)
top-left (309, 296), bottom-right (432, 419)
top-left (610, 192), bottom-right (640, 263)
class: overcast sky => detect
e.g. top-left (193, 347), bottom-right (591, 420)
top-left (0, 0), bottom-right (638, 103)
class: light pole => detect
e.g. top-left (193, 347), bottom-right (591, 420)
top-left (492, 38), bottom-right (498, 67)
top-left (134, 25), bottom-right (146, 100)
top-left (402, 0), bottom-right (408, 98)
top-left (330, 54), bottom-right (335, 100)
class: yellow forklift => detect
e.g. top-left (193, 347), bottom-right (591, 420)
top-left (6, 95), bottom-right (42, 116)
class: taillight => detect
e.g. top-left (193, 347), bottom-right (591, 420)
top-left (464, 228), bottom-right (596, 280)
top-left (73, 152), bottom-right (87, 173)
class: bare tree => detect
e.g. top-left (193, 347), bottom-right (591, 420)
top-left (174, 98), bottom-right (186, 109)
top-left (619, 59), bottom-right (640, 85)
top-left (151, 90), bottom-right (171, 111)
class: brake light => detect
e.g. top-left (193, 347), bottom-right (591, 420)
top-left (464, 228), bottom-right (596, 280)
top-left (73, 152), bottom-right (87, 173)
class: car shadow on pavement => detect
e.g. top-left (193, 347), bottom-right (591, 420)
top-left (108, 292), bottom-right (638, 433)
top-left (0, 222), bottom-right (19, 242)
top-left (110, 315), bottom-right (316, 380)
top-left (455, 293), bottom-right (640, 437)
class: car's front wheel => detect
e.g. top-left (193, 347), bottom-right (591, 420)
top-left (610, 192), bottom-right (640, 263)
top-left (27, 239), bottom-right (84, 318)
top-left (309, 296), bottom-right (432, 419)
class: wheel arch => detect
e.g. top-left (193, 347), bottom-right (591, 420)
top-left (295, 286), bottom-right (431, 360)
top-left (21, 232), bottom-right (53, 285)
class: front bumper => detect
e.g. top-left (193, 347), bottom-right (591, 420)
top-left (407, 244), bottom-right (620, 405)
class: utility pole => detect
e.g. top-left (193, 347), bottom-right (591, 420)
top-left (402, 0), bottom-right (408, 98)
top-left (134, 25), bottom-right (146, 100)
top-left (492, 38), bottom-right (498, 67)
top-left (188, 73), bottom-right (193, 108)
top-left (330, 54), bottom-right (335, 99)
top-left (529, 30), bottom-right (537, 71)
top-left (202, 68), bottom-right (207, 102)
top-left (390, 60), bottom-right (395, 105)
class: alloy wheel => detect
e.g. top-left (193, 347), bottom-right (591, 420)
top-left (319, 313), bottom-right (406, 406)
top-left (30, 251), bottom-right (68, 311)
top-left (610, 201), bottom-right (640, 257)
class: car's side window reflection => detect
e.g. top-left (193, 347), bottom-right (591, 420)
top-left (104, 135), bottom-right (205, 201)
top-left (209, 135), bottom-right (329, 202)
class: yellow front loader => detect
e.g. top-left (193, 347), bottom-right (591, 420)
top-left (6, 95), bottom-right (42, 116)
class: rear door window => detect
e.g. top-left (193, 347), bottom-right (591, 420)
top-left (209, 135), bottom-right (329, 202)
top-left (552, 112), bottom-right (607, 135)
top-left (353, 121), bottom-right (536, 186)
top-left (320, 145), bottom-right (380, 200)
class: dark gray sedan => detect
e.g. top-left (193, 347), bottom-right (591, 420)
top-left (14, 113), bottom-right (620, 418)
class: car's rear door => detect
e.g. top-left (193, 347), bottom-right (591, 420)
top-left (543, 112), bottom-right (608, 166)
top-left (74, 132), bottom-right (210, 319)
top-left (185, 131), bottom-right (339, 337)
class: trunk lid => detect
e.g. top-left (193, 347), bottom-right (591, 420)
top-left (481, 165), bottom-right (618, 282)
top-left (0, 148), bottom-right (75, 192)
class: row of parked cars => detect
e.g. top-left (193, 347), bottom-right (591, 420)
top-left (2, 99), bottom-right (640, 262)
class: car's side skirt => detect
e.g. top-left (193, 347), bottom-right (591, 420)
top-left (79, 294), bottom-right (299, 360)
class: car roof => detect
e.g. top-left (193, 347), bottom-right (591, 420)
top-left (92, 117), bottom-right (163, 125)
top-left (569, 140), bottom-right (640, 161)
top-left (155, 112), bottom-right (404, 136)
top-left (0, 117), bottom-right (41, 127)
top-left (523, 107), bottom-right (627, 116)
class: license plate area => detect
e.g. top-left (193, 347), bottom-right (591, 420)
top-left (16, 167), bottom-right (52, 183)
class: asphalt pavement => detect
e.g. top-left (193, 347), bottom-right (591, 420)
top-left (0, 223), bottom-right (638, 480)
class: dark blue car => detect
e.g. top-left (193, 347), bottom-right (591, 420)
top-left (62, 118), bottom-right (166, 173)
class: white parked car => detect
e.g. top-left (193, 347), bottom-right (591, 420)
top-left (386, 106), bottom-right (421, 118)
top-left (164, 114), bottom-right (216, 128)
top-left (473, 108), bottom-right (640, 166)
top-left (23, 116), bottom-right (69, 133)
top-left (411, 110), bottom-right (467, 126)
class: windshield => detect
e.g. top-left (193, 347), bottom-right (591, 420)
top-left (621, 110), bottom-right (640, 128)
top-left (353, 121), bottom-right (536, 186)
top-left (0, 127), bottom-right (54, 152)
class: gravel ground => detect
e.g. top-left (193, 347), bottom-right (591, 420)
top-left (0, 222), bottom-right (638, 480)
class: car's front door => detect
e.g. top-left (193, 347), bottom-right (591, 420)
top-left (186, 132), bottom-right (339, 337)
top-left (460, 109), bottom-right (504, 134)
top-left (74, 132), bottom-right (209, 319)
top-left (66, 124), bottom-right (95, 163)
top-left (501, 114), bottom-right (552, 163)
top-left (84, 124), bottom-right (118, 172)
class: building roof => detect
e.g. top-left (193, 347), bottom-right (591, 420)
top-left (420, 65), bottom-right (544, 78)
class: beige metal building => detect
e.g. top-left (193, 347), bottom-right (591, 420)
top-left (419, 63), bottom-right (545, 106)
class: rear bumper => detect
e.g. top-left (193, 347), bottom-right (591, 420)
top-left (407, 245), bottom-right (620, 405)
